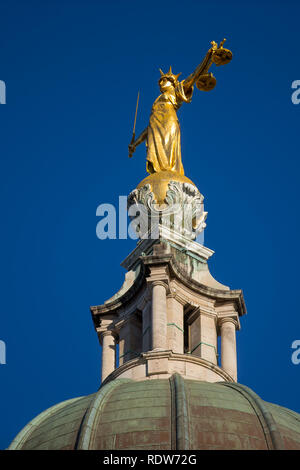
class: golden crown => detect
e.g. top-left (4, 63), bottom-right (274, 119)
top-left (158, 66), bottom-right (181, 85)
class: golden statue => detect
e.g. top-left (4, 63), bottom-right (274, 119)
top-left (128, 39), bottom-right (232, 178)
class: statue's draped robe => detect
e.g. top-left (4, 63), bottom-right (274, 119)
top-left (146, 81), bottom-right (193, 175)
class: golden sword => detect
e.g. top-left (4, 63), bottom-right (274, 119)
top-left (128, 91), bottom-right (140, 158)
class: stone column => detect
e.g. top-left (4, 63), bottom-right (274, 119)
top-left (151, 281), bottom-right (167, 350)
top-left (167, 296), bottom-right (184, 353)
top-left (219, 318), bottom-right (238, 381)
top-left (101, 331), bottom-right (116, 382)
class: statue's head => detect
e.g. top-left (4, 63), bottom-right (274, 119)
top-left (158, 66), bottom-right (181, 92)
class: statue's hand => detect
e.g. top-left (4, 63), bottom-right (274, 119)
top-left (128, 143), bottom-right (136, 158)
top-left (210, 41), bottom-right (218, 52)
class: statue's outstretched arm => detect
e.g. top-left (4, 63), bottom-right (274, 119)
top-left (183, 39), bottom-right (232, 94)
top-left (128, 127), bottom-right (147, 158)
top-left (183, 47), bottom-right (215, 94)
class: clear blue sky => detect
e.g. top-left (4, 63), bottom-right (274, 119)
top-left (1, 0), bottom-right (300, 449)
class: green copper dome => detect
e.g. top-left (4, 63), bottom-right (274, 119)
top-left (8, 375), bottom-right (300, 450)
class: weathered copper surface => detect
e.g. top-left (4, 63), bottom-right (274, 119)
top-left (9, 376), bottom-right (300, 450)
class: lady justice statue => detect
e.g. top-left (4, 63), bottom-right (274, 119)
top-left (128, 39), bottom-right (232, 206)
top-left (128, 39), bottom-right (232, 178)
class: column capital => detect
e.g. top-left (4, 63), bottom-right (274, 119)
top-left (218, 317), bottom-right (239, 329)
top-left (147, 279), bottom-right (170, 294)
top-left (97, 329), bottom-right (118, 345)
top-left (100, 329), bottom-right (117, 337)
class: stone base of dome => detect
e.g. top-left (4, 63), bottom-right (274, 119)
top-left (101, 350), bottom-right (234, 387)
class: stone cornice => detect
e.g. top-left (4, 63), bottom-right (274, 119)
top-left (91, 249), bottom-right (246, 325)
top-left (142, 253), bottom-right (173, 267)
top-left (166, 256), bottom-right (246, 317)
top-left (90, 263), bottom-right (146, 319)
